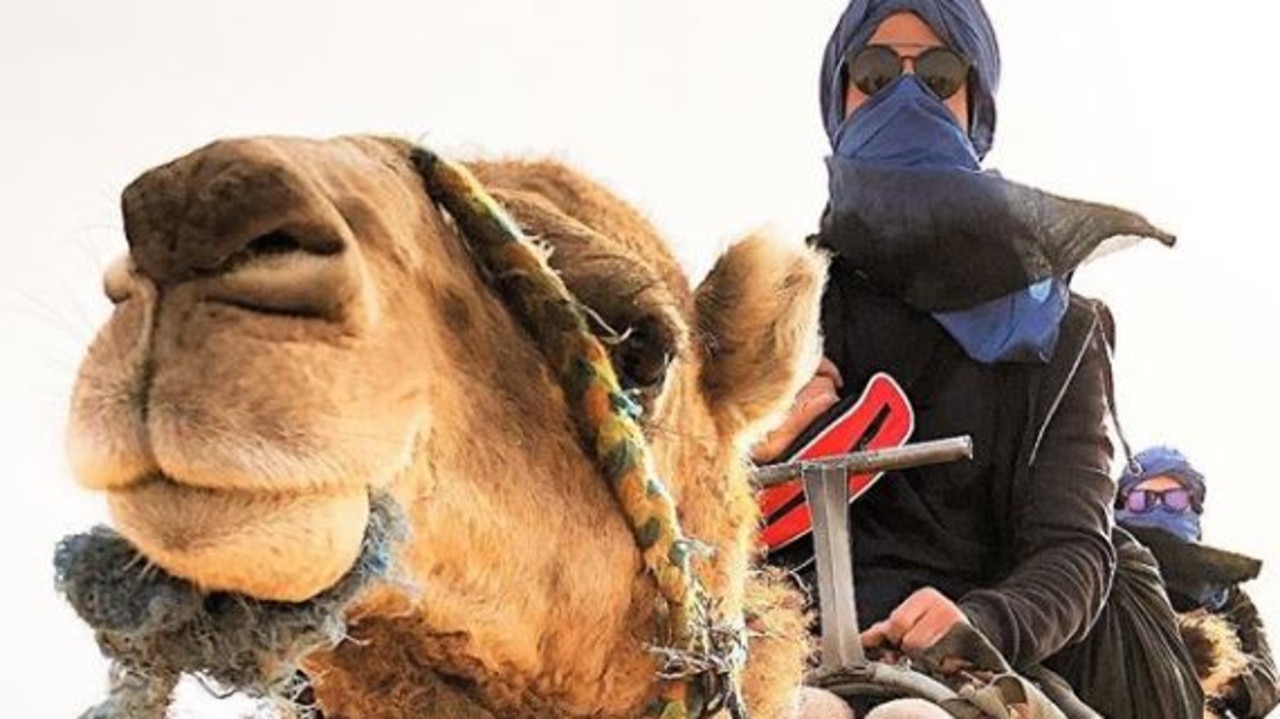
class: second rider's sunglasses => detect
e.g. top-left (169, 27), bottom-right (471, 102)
top-left (1120, 487), bottom-right (1201, 515)
top-left (845, 44), bottom-right (971, 101)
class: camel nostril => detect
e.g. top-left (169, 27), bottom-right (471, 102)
top-left (221, 229), bottom-right (343, 276)
top-left (206, 226), bottom-right (357, 322)
top-left (245, 230), bottom-right (304, 258)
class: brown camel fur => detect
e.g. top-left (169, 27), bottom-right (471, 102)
top-left (1179, 610), bottom-right (1249, 719)
top-left (67, 135), bottom-right (826, 718)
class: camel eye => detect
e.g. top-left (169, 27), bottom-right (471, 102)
top-left (611, 317), bottom-right (674, 392)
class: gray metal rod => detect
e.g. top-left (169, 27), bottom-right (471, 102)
top-left (805, 464), bottom-right (866, 669)
top-left (751, 436), bottom-right (973, 488)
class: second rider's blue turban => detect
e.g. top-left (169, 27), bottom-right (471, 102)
top-left (819, 0), bottom-right (1001, 158)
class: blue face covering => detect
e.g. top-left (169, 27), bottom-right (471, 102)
top-left (1116, 446), bottom-right (1207, 544)
top-left (817, 2), bottom-right (1174, 363)
top-left (1118, 503), bottom-right (1227, 609)
top-left (1114, 446), bottom-right (1262, 613)
top-left (1116, 505), bottom-right (1202, 544)
top-left (834, 75), bottom-right (980, 170)
top-left (830, 76), bottom-right (1069, 364)
top-left (820, 0), bottom-right (1002, 159)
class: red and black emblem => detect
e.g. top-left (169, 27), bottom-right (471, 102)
top-left (757, 373), bottom-right (914, 551)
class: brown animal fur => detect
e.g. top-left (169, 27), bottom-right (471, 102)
top-left (1179, 610), bottom-right (1249, 717)
top-left (68, 136), bottom-right (826, 717)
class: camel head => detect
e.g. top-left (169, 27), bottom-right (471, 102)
top-left (66, 135), bottom-right (824, 716)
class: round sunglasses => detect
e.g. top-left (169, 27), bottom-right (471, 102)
top-left (845, 44), bottom-right (971, 101)
top-left (1120, 487), bottom-right (1201, 515)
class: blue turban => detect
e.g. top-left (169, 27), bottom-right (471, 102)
top-left (1117, 446), bottom-right (1207, 544)
top-left (814, 0), bottom-right (1173, 366)
top-left (1118, 446), bottom-right (1208, 508)
top-left (819, 0), bottom-right (1001, 158)
top-left (1117, 446), bottom-right (1230, 607)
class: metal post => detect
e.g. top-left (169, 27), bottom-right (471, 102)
top-left (803, 464), bottom-right (866, 669)
top-left (758, 436), bottom-right (974, 674)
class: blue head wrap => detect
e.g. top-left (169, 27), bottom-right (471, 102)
top-left (1116, 446), bottom-right (1207, 543)
top-left (814, 0), bottom-right (1173, 365)
top-left (815, 0), bottom-right (1173, 365)
top-left (819, 0), bottom-right (1067, 364)
top-left (819, 0), bottom-right (1001, 158)
top-left (1118, 446), bottom-right (1208, 507)
top-left (1116, 446), bottom-right (1230, 607)
top-left (819, 1), bottom-right (1071, 365)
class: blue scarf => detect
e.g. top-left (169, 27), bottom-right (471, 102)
top-left (1116, 445), bottom-right (1206, 543)
top-left (820, 0), bottom-right (1002, 159)
top-left (1119, 504), bottom-right (1226, 610)
top-left (1117, 507), bottom-right (1203, 547)
top-left (818, 0), bottom-right (1172, 364)
top-left (831, 75), bottom-right (1070, 363)
top-left (1116, 446), bottom-right (1229, 609)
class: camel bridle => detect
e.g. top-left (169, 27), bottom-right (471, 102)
top-left (412, 147), bottom-right (748, 719)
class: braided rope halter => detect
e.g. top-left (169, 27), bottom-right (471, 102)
top-left (411, 148), bottom-right (747, 719)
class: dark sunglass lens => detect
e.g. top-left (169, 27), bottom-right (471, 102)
top-left (1162, 488), bottom-right (1192, 513)
top-left (916, 47), bottom-right (968, 100)
top-left (848, 46), bottom-right (902, 96)
top-left (1124, 491), bottom-right (1150, 513)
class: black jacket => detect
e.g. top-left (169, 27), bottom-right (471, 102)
top-left (1125, 525), bottom-right (1278, 718)
top-left (816, 260), bottom-right (1118, 669)
top-left (1221, 589), bottom-right (1279, 718)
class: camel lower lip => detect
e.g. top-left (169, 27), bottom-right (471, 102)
top-left (107, 478), bottom-right (371, 602)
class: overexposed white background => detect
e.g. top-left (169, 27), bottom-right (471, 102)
top-left (2, 2), bottom-right (1276, 716)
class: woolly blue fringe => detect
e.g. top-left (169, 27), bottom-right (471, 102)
top-left (55, 494), bottom-right (407, 719)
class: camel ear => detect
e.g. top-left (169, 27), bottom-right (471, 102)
top-left (694, 234), bottom-right (827, 444)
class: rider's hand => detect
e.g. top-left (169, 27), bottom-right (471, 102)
top-left (751, 357), bottom-right (843, 463)
top-left (861, 587), bottom-right (971, 664)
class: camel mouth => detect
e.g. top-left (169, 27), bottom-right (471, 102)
top-left (106, 475), bottom-right (375, 602)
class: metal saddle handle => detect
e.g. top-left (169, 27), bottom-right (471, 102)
top-left (753, 438), bottom-right (978, 712)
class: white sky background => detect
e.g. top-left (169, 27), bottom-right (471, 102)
top-left (2, 1), bottom-right (1277, 716)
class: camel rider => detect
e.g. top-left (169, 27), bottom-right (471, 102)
top-left (1117, 446), bottom-right (1279, 718)
top-left (757, 1), bottom-right (1203, 716)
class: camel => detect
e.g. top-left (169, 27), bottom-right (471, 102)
top-left (63, 135), bottom-right (830, 718)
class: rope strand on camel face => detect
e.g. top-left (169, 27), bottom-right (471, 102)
top-left (412, 147), bottom-right (746, 719)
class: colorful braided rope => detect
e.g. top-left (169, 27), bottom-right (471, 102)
top-left (412, 148), bottom-right (744, 719)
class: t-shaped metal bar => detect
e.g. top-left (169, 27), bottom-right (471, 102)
top-left (752, 436), bottom-right (973, 488)
top-left (804, 463), bottom-right (866, 669)
top-left (758, 436), bottom-right (974, 673)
